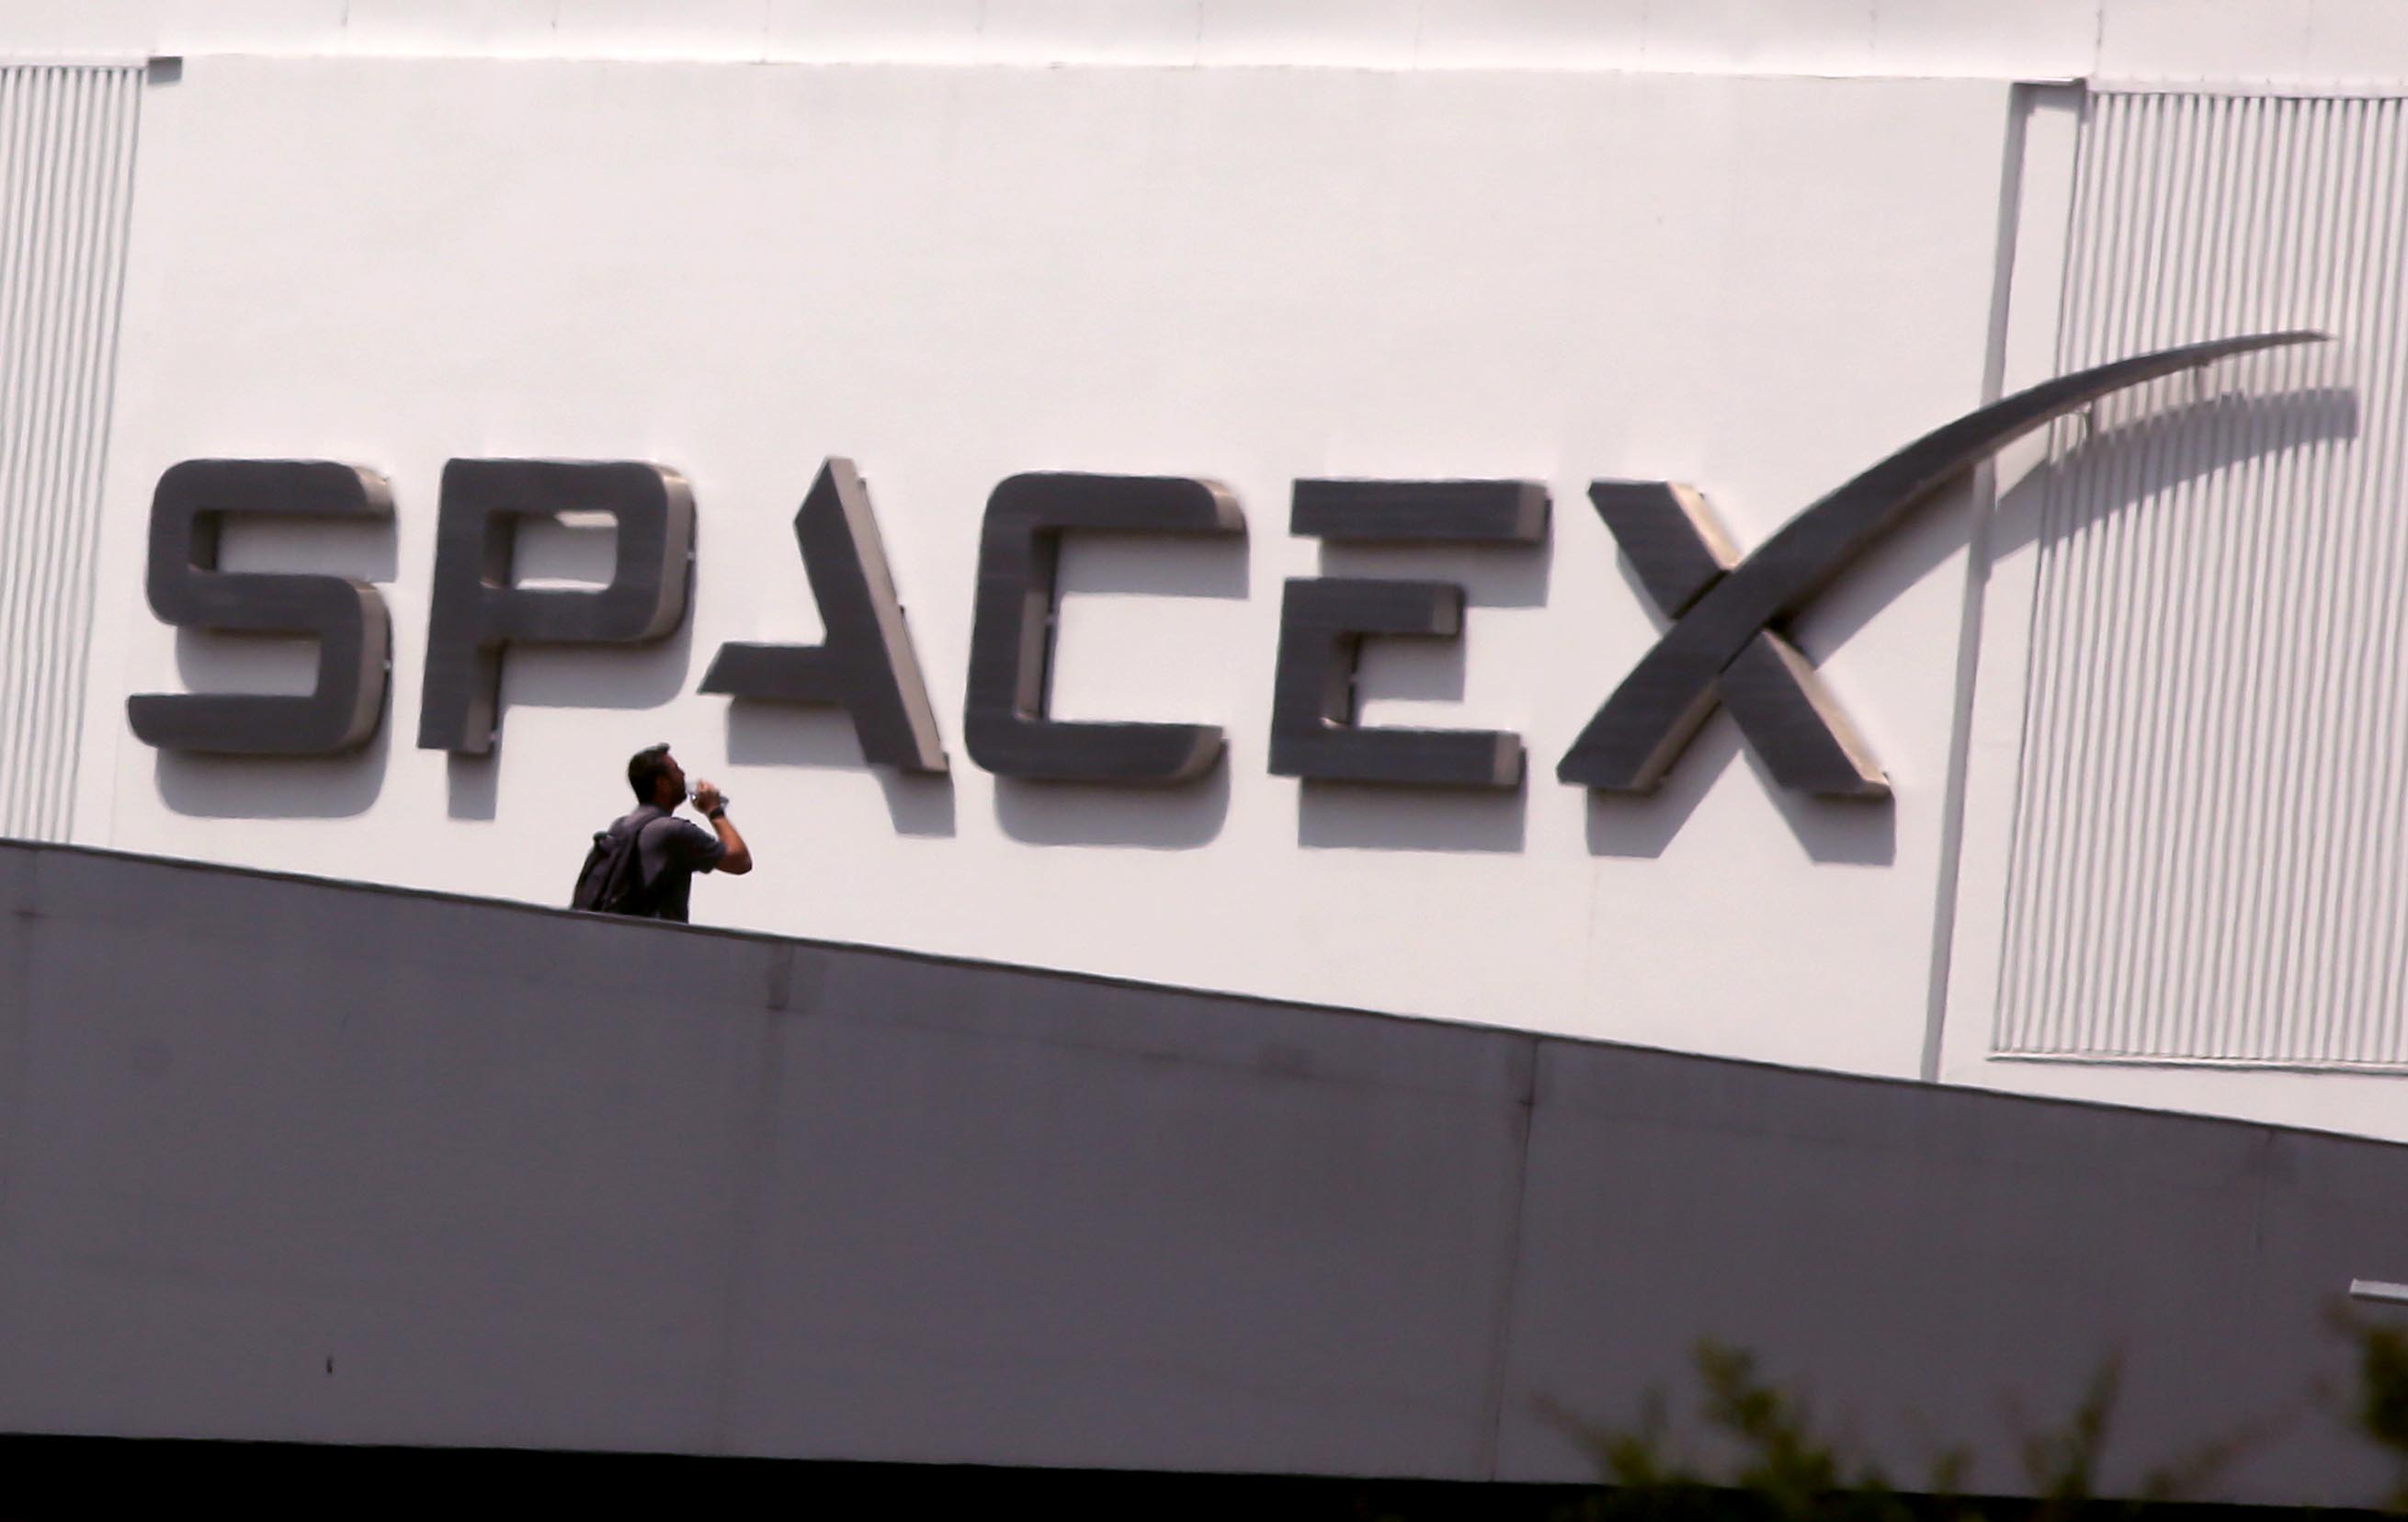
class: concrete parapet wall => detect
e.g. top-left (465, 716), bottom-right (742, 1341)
top-left (0, 837), bottom-right (2401, 1504)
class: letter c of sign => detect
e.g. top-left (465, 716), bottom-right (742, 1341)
top-left (962, 472), bottom-right (1246, 784)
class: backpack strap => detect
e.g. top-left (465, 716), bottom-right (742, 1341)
top-left (618, 803), bottom-right (670, 901)
top-left (576, 802), bottom-right (671, 914)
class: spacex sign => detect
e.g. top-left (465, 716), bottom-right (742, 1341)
top-left (127, 333), bottom-right (2314, 801)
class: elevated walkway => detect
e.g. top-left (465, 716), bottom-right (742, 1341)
top-left (0, 839), bottom-right (2399, 1505)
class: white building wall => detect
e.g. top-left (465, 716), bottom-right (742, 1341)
top-left (14, 2), bottom-right (2408, 1139)
top-left (66, 57), bottom-right (2012, 1080)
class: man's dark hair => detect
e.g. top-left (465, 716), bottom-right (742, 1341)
top-left (627, 743), bottom-right (673, 803)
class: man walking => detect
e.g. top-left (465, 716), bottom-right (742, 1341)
top-left (574, 743), bottom-right (753, 923)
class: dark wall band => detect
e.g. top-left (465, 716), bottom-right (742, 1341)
top-left (126, 459), bottom-right (394, 755)
top-left (700, 458), bottom-right (948, 774)
top-left (417, 460), bottom-right (694, 755)
top-left (6, 837), bottom-right (2397, 1505)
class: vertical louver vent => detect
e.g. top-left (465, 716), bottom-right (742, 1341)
top-left (1996, 91), bottom-right (2408, 1066)
top-left (0, 62), bottom-right (141, 843)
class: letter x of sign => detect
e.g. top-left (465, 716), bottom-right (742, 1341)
top-left (1584, 480), bottom-right (1890, 798)
top-left (1559, 330), bottom-right (2326, 799)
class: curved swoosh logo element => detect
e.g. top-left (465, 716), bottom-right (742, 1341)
top-left (1558, 330), bottom-right (2330, 798)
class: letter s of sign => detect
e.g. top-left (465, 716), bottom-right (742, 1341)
top-left (126, 460), bottom-right (394, 755)
top-left (1560, 330), bottom-right (2328, 798)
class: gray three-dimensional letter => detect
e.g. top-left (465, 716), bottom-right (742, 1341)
top-left (699, 458), bottom-right (947, 773)
top-left (964, 472), bottom-right (1244, 783)
top-left (1270, 478), bottom-right (1545, 789)
top-left (127, 459), bottom-right (393, 755)
top-left (417, 459), bottom-right (693, 755)
top-left (1561, 330), bottom-right (2325, 798)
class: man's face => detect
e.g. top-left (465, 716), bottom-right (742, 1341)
top-left (658, 751), bottom-right (687, 802)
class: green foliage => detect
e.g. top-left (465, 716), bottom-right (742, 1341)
top-left (1543, 1339), bottom-right (2267, 1521)
top-left (1525, 1309), bottom-right (2408, 1518)
top-left (2346, 1310), bottom-right (2408, 1512)
top-left (2016, 1357), bottom-right (2116, 1516)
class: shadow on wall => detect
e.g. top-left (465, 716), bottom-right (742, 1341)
top-left (995, 760), bottom-right (1232, 848)
top-left (155, 719), bottom-right (392, 820)
top-left (1299, 779), bottom-right (1527, 853)
top-left (1995, 383), bottom-right (2360, 560)
top-left (1582, 381), bottom-right (2359, 865)
top-left (723, 703), bottom-right (956, 838)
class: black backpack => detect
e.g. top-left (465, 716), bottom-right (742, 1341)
top-left (571, 806), bottom-right (665, 916)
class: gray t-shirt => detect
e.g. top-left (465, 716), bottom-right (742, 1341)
top-left (624, 808), bottom-right (725, 923)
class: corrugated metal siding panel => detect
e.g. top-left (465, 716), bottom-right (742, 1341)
top-left (0, 64), bottom-right (140, 842)
top-left (1995, 91), bottom-right (2408, 1065)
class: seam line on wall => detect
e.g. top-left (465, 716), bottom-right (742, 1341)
top-left (1920, 81), bottom-right (2042, 1083)
top-left (1474, 1037), bottom-right (1540, 1480)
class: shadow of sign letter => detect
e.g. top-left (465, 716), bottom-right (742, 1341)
top-left (126, 459), bottom-right (394, 755)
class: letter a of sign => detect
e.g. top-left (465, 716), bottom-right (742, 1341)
top-left (1558, 331), bottom-right (2325, 798)
top-left (699, 458), bottom-right (948, 773)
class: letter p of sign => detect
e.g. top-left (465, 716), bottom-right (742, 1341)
top-left (417, 460), bottom-right (693, 755)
